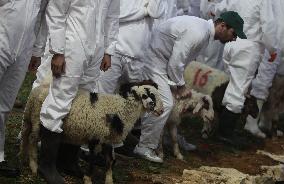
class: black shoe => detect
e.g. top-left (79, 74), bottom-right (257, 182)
top-left (216, 134), bottom-right (250, 150)
top-left (38, 125), bottom-right (64, 184)
top-left (217, 108), bottom-right (250, 149)
top-left (57, 143), bottom-right (84, 178)
top-left (0, 161), bottom-right (20, 178)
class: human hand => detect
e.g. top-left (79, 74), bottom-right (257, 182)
top-left (100, 54), bottom-right (111, 72)
top-left (51, 54), bottom-right (65, 78)
top-left (28, 56), bottom-right (41, 74)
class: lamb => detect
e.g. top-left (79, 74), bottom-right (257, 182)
top-left (183, 61), bottom-right (259, 137)
top-left (158, 88), bottom-right (215, 160)
top-left (20, 82), bottom-right (164, 184)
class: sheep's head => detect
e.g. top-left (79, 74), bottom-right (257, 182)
top-left (194, 96), bottom-right (215, 123)
top-left (130, 85), bottom-right (164, 116)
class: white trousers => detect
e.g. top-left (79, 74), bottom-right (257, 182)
top-left (40, 42), bottom-right (102, 133)
top-left (222, 40), bottom-right (263, 113)
top-left (139, 72), bottom-right (174, 149)
top-left (251, 49), bottom-right (282, 100)
top-left (0, 0), bottom-right (40, 162)
top-left (97, 54), bottom-right (143, 94)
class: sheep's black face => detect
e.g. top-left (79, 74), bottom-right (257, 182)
top-left (131, 85), bottom-right (164, 116)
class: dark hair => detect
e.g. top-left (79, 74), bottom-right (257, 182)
top-left (214, 18), bottom-right (232, 29)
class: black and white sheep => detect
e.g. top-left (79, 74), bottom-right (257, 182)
top-left (20, 82), bottom-right (164, 184)
top-left (159, 88), bottom-right (214, 160)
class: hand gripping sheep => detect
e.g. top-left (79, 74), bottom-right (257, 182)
top-left (157, 88), bottom-right (215, 160)
top-left (20, 82), bottom-right (164, 184)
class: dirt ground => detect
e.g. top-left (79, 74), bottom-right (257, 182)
top-left (1, 73), bottom-right (283, 184)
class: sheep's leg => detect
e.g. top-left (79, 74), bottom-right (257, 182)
top-left (156, 128), bottom-right (164, 160)
top-left (102, 144), bottom-right (115, 184)
top-left (28, 121), bottom-right (41, 175)
top-left (85, 140), bottom-right (99, 184)
top-left (168, 121), bottom-right (183, 160)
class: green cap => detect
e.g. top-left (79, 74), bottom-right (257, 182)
top-left (220, 11), bottom-right (247, 39)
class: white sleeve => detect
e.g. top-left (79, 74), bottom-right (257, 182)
top-left (32, 0), bottom-right (49, 57)
top-left (260, 0), bottom-right (277, 53)
top-left (167, 34), bottom-right (201, 86)
top-left (104, 0), bottom-right (120, 56)
top-left (212, 0), bottom-right (231, 18)
top-left (146, 0), bottom-right (165, 19)
top-left (222, 42), bottom-right (233, 74)
top-left (46, 0), bottom-right (71, 54)
top-left (119, 0), bottom-right (148, 22)
top-left (0, 0), bottom-right (9, 7)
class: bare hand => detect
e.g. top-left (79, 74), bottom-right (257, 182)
top-left (175, 85), bottom-right (192, 100)
top-left (51, 54), bottom-right (65, 78)
top-left (28, 56), bottom-right (41, 74)
top-left (100, 54), bottom-right (111, 72)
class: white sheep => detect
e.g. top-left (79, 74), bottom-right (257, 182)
top-left (184, 61), bottom-right (259, 137)
top-left (20, 82), bottom-right (164, 184)
top-left (158, 88), bottom-right (214, 160)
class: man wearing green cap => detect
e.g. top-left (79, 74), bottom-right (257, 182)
top-left (206, 0), bottom-right (276, 147)
top-left (133, 11), bottom-right (245, 163)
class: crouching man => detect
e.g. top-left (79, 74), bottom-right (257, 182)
top-left (134, 11), bottom-right (245, 163)
top-left (38, 1), bottom-right (119, 183)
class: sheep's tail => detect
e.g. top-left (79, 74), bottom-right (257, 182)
top-left (19, 88), bottom-right (36, 159)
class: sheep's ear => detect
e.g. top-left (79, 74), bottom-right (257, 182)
top-left (119, 83), bottom-right (133, 98)
top-left (131, 86), bottom-right (141, 100)
top-left (90, 92), bottom-right (98, 104)
top-left (141, 80), bottom-right (158, 89)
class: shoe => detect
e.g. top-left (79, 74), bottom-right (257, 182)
top-left (0, 161), bottom-right (20, 178)
top-left (57, 143), bottom-right (84, 178)
top-left (217, 108), bottom-right (250, 150)
top-left (38, 125), bottom-right (64, 184)
top-left (177, 134), bottom-right (197, 151)
top-left (133, 145), bottom-right (163, 163)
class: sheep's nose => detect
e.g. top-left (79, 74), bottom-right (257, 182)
top-left (149, 102), bottom-right (155, 107)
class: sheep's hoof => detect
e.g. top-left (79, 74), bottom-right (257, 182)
top-left (176, 154), bottom-right (184, 161)
top-left (29, 161), bottom-right (38, 175)
top-left (83, 175), bottom-right (92, 184)
top-left (105, 176), bottom-right (113, 184)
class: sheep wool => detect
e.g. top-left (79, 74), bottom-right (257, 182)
top-left (184, 61), bottom-right (229, 95)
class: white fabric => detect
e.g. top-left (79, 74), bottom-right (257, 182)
top-left (222, 39), bottom-right (262, 113)
top-left (116, 0), bottom-right (165, 59)
top-left (98, 0), bottom-right (165, 94)
top-left (198, 0), bottom-right (224, 70)
top-left (271, 0), bottom-right (284, 54)
top-left (144, 16), bottom-right (215, 86)
top-left (40, 0), bottom-right (119, 133)
top-left (97, 54), bottom-right (143, 94)
top-left (176, 0), bottom-right (190, 15)
top-left (250, 49), bottom-right (282, 100)
top-left (210, 0), bottom-right (276, 53)
top-left (187, 0), bottom-right (201, 17)
top-left (0, 0), bottom-right (43, 162)
top-left (197, 39), bottom-right (225, 70)
top-left (139, 16), bottom-right (215, 149)
top-left (139, 72), bottom-right (174, 149)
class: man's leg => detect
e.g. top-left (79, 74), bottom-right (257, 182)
top-left (96, 54), bottom-right (124, 94)
top-left (134, 73), bottom-right (174, 163)
top-left (245, 50), bottom-right (281, 138)
top-left (0, 51), bottom-right (30, 177)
